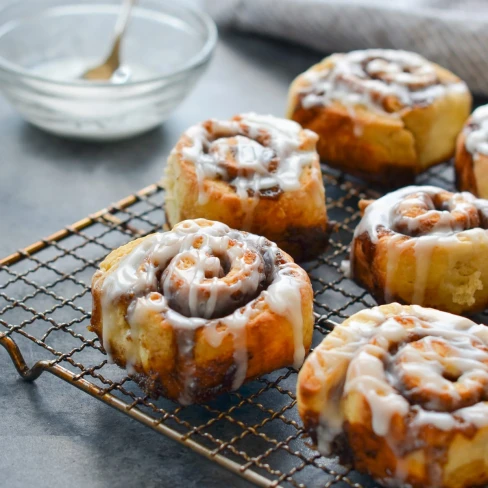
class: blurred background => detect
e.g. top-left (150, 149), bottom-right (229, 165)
top-left (1, 0), bottom-right (487, 257)
top-left (0, 1), bottom-right (486, 487)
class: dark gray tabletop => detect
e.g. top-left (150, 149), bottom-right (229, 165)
top-left (0, 29), bottom-right (323, 488)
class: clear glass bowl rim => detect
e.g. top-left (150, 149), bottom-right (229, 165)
top-left (0, 0), bottom-right (218, 88)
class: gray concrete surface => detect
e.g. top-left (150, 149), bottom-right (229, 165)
top-left (0, 29), bottom-right (322, 488)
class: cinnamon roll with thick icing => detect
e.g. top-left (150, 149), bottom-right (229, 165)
top-left (298, 303), bottom-right (488, 488)
top-left (456, 104), bottom-right (488, 198)
top-left (90, 219), bottom-right (314, 404)
top-left (287, 49), bottom-right (472, 185)
top-left (164, 113), bottom-right (328, 261)
top-left (350, 185), bottom-right (488, 315)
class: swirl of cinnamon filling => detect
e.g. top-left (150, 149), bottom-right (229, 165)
top-left (300, 49), bottom-right (468, 113)
top-left (350, 186), bottom-right (488, 314)
top-left (91, 219), bottom-right (313, 404)
top-left (389, 188), bottom-right (486, 236)
top-left (298, 303), bottom-right (488, 488)
top-left (179, 113), bottom-right (319, 204)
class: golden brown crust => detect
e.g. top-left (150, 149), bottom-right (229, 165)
top-left (350, 187), bottom-right (488, 315)
top-left (290, 103), bottom-right (419, 185)
top-left (287, 55), bottom-right (472, 186)
top-left (352, 224), bottom-right (488, 315)
top-left (297, 303), bottom-right (488, 488)
top-left (342, 410), bottom-right (488, 488)
top-left (90, 231), bottom-right (314, 404)
top-left (164, 119), bottom-right (329, 261)
top-left (456, 130), bottom-right (479, 195)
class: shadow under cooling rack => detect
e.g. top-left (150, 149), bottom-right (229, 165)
top-left (0, 163), bottom-right (460, 488)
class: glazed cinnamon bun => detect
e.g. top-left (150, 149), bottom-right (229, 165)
top-left (456, 104), bottom-right (488, 198)
top-left (350, 185), bottom-right (488, 315)
top-left (90, 219), bottom-right (314, 404)
top-left (164, 113), bottom-right (328, 261)
top-left (298, 303), bottom-right (488, 488)
top-left (287, 49), bottom-right (472, 185)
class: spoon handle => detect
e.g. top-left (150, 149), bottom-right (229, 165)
top-left (81, 0), bottom-right (137, 80)
top-left (114, 0), bottom-right (137, 41)
top-left (105, 0), bottom-right (136, 70)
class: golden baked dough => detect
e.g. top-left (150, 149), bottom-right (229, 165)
top-left (90, 219), bottom-right (314, 404)
top-left (287, 49), bottom-right (472, 185)
top-left (350, 185), bottom-right (488, 315)
top-left (164, 113), bottom-right (328, 261)
top-left (456, 104), bottom-right (488, 198)
top-left (298, 303), bottom-right (488, 488)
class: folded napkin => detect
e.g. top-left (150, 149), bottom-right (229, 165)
top-left (204, 0), bottom-right (488, 95)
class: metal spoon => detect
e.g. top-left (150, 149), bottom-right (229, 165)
top-left (82, 0), bottom-right (136, 81)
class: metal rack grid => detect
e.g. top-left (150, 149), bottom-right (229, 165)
top-left (0, 162), bottom-right (460, 488)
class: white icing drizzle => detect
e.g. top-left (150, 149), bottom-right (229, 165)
top-left (176, 113), bottom-right (319, 222)
top-left (465, 104), bottom-right (488, 157)
top-left (300, 49), bottom-right (468, 116)
top-left (100, 219), bottom-right (309, 404)
top-left (264, 263), bottom-right (305, 368)
top-left (352, 185), bottom-right (488, 303)
top-left (340, 260), bottom-right (351, 279)
top-left (306, 304), bottom-right (488, 456)
top-left (222, 307), bottom-right (252, 389)
top-left (411, 236), bottom-right (436, 304)
top-left (384, 234), bottom-right (403, 303)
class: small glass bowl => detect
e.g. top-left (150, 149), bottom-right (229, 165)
top-left (0, 0), bottom-right (217, 140)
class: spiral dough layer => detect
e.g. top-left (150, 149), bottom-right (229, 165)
top-left (298, 50), bottom-right (467, 114)
top-left (90, 219), bottom-right (314, 404)
top-left (287, 49), bottom-right (472, 185)
top-left (298, 303), bottom-right (488, 488)
top-left (351, 185), bottom-right (488, 314)
top-left (179, 114), bottom-right (320, 204)
top-left (164, 113), bottom-right (328, 260)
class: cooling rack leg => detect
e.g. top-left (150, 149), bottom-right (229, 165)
top-left (0, 333), bottom-right (49, 382)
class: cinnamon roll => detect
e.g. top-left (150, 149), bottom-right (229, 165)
top-left (287, 49), bottom-right (472, 185)
top-left (350, 185), bottom-right (488, 315)
top-left (456, 104), bottom-right (488, 198)
top-left (164, 113), bottom-right (328, 261)
top-left (298, 303), bottom-right (488, 488)
top-left (90, 219), bottom-right (314, 404)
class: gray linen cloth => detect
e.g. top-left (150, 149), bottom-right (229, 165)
top-left (204, 0), bottom-right (488, 95)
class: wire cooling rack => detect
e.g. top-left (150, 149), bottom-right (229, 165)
top-left (0, 162), bottom-right (460, 488)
